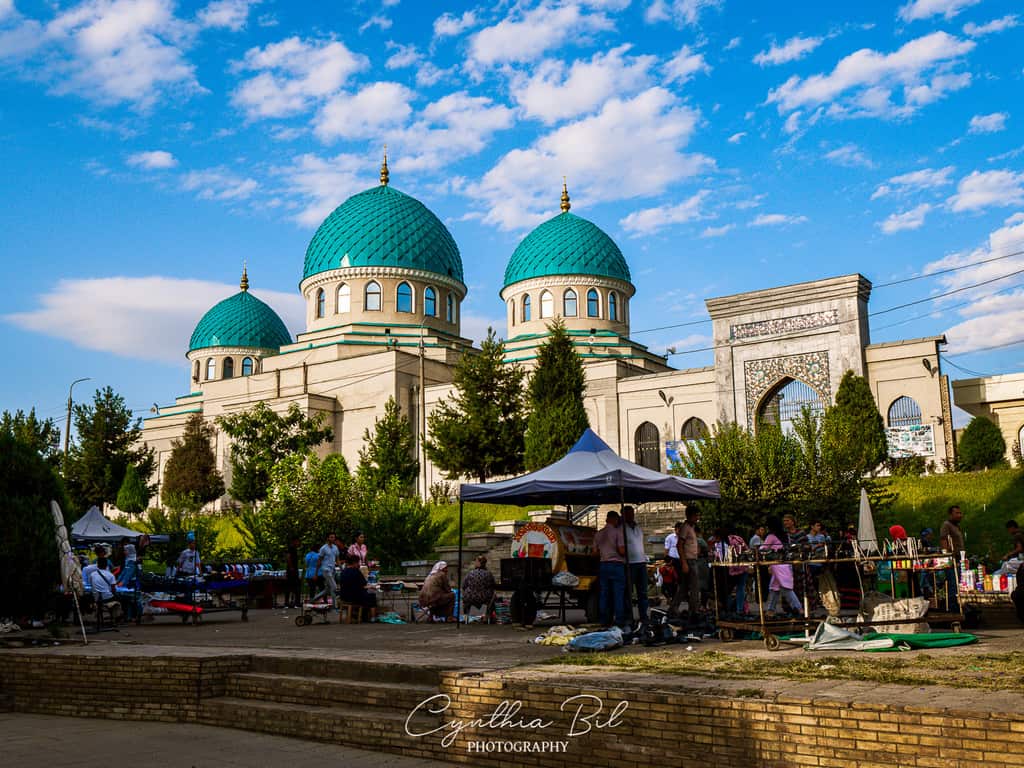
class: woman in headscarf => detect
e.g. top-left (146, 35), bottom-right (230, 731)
top-left (419, 561), bottom-right (455, 620)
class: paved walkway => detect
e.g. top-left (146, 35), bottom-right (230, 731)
top-left (1, 714), bottom-right (451, 768)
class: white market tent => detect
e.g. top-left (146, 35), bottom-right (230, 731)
top-left (70, 506), bottom-right (168, 544)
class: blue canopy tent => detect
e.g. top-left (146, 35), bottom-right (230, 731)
top-left (455, 429), bottom-right (720, 627)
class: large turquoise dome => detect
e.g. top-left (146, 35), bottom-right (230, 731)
top-left (303, 184), bottom-right (464, 283)
top-left (504, 211), bottom-right (631, 288)
top-left (189, 288), bottom-right (291, 353)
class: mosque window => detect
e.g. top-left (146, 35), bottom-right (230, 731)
top-left (397, 282), bottom-right (413, 313)
top-left (206, 358), bottom-right (216, 381)
top-left (635, 421), bottom-right (661, 471)
top-left (587, 288), bottom-right (600, 318)
top-left (608, 291), bottom-right (618, 321)
top-left (242, 357), bottom-right (254, 376)
top-left (508, 299), bottom-right (515, 326)
top-left (315, 289), bottom-right (325, 319)
top-left (223, 357), bottom-right (234, 379)
top-left (522, 294), bottom-right (532, 322)
top-left (563, 289), bottom-right (577, 317)
top-left (681, 417), bottom-right (709, 440)
top-left (193, 360), bottom-right (200, 382)
top-left (337, 283), bottom-right (350, 314)
top-left (424, 286), bottom-right (437, 317)
top-left (888, 396), bottom-right (923, 428)
top-left (365, 281), bottom-right (382, 311)
top-left (540, 290), bottom-right (553, 319)
top-left (446, 293), bottom-right (455, 323)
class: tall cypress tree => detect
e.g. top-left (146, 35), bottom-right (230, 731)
top-left (821, 370), bottom-right (888, 476)
top-left (524, 318), bottom-right (590, 471)
top-left (357, 396), bottom-right (418, 495)
top-left (162, 414), bottom-right (225, 511)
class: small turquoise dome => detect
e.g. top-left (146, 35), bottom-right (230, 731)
top-left (303, 184), bottom-right (464, 284)
top-left (504, 211), bottom-right (631, 288)
top-left (189, 287), bottom-right (291, 353)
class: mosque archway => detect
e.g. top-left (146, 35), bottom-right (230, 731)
top-left (756, 377), bottom-right (824, 434)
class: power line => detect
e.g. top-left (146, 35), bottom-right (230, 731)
top-left (945, 338), bottom-right (1024, 357)
top-left (873, 246), bottom-right (1024, 288)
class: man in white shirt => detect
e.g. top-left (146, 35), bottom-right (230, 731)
top-left (316, 532), bottom-right (342, 606)
top-left (664, 521), bottom-right (683, 602)
top-left (622, 506), bottom-right (648, 626)
top-left (177, 540), bottom-right (200, 577)
top-left (88, 557), bottom-right (122, 621)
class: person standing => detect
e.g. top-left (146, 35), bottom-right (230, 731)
top-left (749, 525), bottom-right (766, 549)
top-left (284, 536), bottom-right (301, 609)
top-left (621, 506), bottom-right (648, 627)
top-left (348, 532), bottom-right (369, 567)
top-left (176, 537), bottom-right (200, 578)
top-left (670, 508), bottom-right (701, 619)
top-left (303, 544), bottom-right (320, 603)
top-left (594, 510), bottom-right (627, 628)
top-left (939, 505), bottom-right (965, 613)
top-left (763, 519), bottom-right (801, 617)
top-left (317, 532), bottom-right (342, 607)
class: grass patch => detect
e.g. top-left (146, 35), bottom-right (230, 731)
top-left (880, 468), bottom-right (1024, 562)
top-left (430, 502), bottom-right (547, 546)
top-left (547, 649), bottom-right (1024, 692)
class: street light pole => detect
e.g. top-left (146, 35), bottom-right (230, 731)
top-left (419, 325), bottom-right (427, 500)
top-left (63, 377), bottom-right (91, 476)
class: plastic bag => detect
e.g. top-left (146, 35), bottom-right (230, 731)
top-left (552, 571), bottom-right (580, 588)
top-left (567, 626), bottom-right (624, 652)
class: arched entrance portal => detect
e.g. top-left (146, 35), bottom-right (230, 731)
top-left (757, 378), bottom-right (824, 434)
top-left (635, 421), bottom-right (661, 471)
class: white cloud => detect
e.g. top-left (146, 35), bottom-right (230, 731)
top-left (511, 45), bottom-right (655, 124)
top-left (470, 86), bottom-right (711, 230)
top-left (898, 0), bottom-right (981, 23)
top-left (963, 15), bottom-right (1019, 37)
top-left (359, 14), bottom-right (391, 34)
top-left (947, 169), bottom-right (1024, 212)
top-left (727, 132), bottom-right (745, 144)
top-left (126, 149), bottom-right (177, 168)
top-left (700, 223), bottom-right (734, 238)
top-left (753, 35), bottom-right (823, 67)
top-left (766, 32), bottom-right (975, 122)
top-left (314, 81), bottom-right (414, 141)
top-left (644, 0), bottom-right (722, 26)
top-left (749, 213), bottom-right (808, 227)
top-left (41, 0), bottom-right (203, 109)
top-left (182, 167), bottom-right (259, 200)
top-left (880, 203), bottom-right (931, 233)
top-left (277, 152), bottom-right (367, 226)
top-left (384, 43), bottom-right (447, 87)
top-left (395, 92), bottom-right (515, 172)
top-left (196, 0), bottom-right (256, 31)
top-left (871, 166), bottom-right (954, 198)
top-left (724, 36), bottom-right (741, 51)
top-left (433, 10), bottom-right (477, 38)
top-left (468, 2), bottom-right (613, 70)
top-left (4, 276), bottom-right (304, 363)
top-left (824, 143), bottom-right (874, 168)
top-left (968, 112), bottom-right (1008, 134)
top-left (231, 37), bottom-right (368, 120)
top-left (922, 213), bottom-right (1024, 354)
top-left (619, 191), bottom-right (710, 235)
top-left (0, 2), bottom-right (44, 60)
top-left (663, 44), bottom-right (710, 84)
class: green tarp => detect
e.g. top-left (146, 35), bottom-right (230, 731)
top-left (862, 632), bottom-right (978, 651)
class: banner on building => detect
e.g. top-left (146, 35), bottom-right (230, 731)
top-left (886, 424), bottom-right (935, 458)
top-left (665, 440), bottom-right (700, 475)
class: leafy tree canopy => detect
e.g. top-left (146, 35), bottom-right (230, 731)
top-left (116, 463), bottom-right (150, 515)
top-left (958, 416), bottom-right (1007, 471)
top-left (1, 408), bottom-right (61, 469)
top-left (357, 396), bottom-right (418, 495)
top-left (821, 371), bottom-right (888, 476)
top-left (161, 414), bottom-right (224, 511)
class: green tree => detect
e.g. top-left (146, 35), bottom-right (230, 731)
top-left (524, 318), bottom-right (590, 471)
top-left (355, 477), bottom-right (444, 572)
top-left (217, 402), bottom-right (334, 504)
top-left (957, 416), bottom-right (1008, 471)
top-left (0, 433), bottom-right (72, 618)
top-left (142, 507), bottom-right (220, 569)
top-left (115, 463), bottom-right (150, 515)
top-left (357, 396), bottom-right (418, 495)
top-left (425, 329), bottom-right (527, 483)
top-left (161, 414), bottom-right (224, 511)
top-left (64, 386), bottom-right (155, 513)
top-left (1, 408), bottom-right (61, 469)
top-left (821, 371), bottom-right (888, 476)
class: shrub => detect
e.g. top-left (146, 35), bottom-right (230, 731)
top-left (957, 417), bottom-right (1007, 471)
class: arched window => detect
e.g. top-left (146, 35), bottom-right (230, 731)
top-left (757, 378), bottom-right (824, 435)
top-left (681, 417), bottom-right (709, 440)
top-left (424, 286), bottom-right (437, 317)
top-left (223, 357), bottom-right (234, 379)
top-left (635, 421), bottom-right (661, 471)
top-left (508, 299), bottom-right (515, 326)
top-left (522, 294), bottom-right (532, 322)
top-left (397, 281), bottom-right (413, 313)
top-left (587, 288), bottom-right (600, 318)
top-left (608, 291), bottom-right (618, 321)
top-left (193, 360), bottom-right (200, 382)
top-left (563, 288), bottom-right (578, 317)
top-left (241, 357), bottom-right (254, 376)
top-left (888, 396), bottom-right (923, 427)
top-left (206, 358), bottom-right (216, 381)
top-left (446, 293), bottom-right (455, 322)
top-left (315, 288), bottom-right (325, 318)
top-left (337, 283), bottom-right (350, 314)
top-left (540, 290), bottom-right (553, 319)
top-left (365, 281), bottom-right (382, 311)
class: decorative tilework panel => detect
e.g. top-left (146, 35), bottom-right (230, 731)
top-left (730, 309), bottom-right (839, 341)
top-left (743, 351), bottom-right (831, 428)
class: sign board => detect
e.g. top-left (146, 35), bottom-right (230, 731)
top-left (886, 424), bottom-right (935, 458)
top-left (511, 522), bottom-right (557, 559)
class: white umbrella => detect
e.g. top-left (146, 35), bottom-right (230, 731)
top-left (857, 487), bottom-right (879, 555)
top-left (51, 501), bottom-right (87, 644)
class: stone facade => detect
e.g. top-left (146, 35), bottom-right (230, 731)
top-left (953, 373), bottom-right (1024, 465)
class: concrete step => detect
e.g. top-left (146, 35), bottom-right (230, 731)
top-left (225, 672), bottom-right (437, 712)
top-left (249, 656), bottom-right (446, 687)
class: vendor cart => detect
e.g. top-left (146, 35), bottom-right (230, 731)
top-left (141, 573), bottom-right (249, 623)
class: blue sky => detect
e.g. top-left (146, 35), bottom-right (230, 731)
top-left (2, 0), bottom-right (1024, 428)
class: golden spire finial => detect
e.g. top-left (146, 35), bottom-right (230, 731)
top-left (380, 144), bottom-right (389, 186)
top-left (240, 261), bottom-right (249, 292)
top-left (560, 176), bottom-right (571, 213)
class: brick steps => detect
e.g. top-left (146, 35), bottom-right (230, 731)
top-left (226, 672), bottom-right (437, 712)
top-left (248, 656), bottom-right (445, 687)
